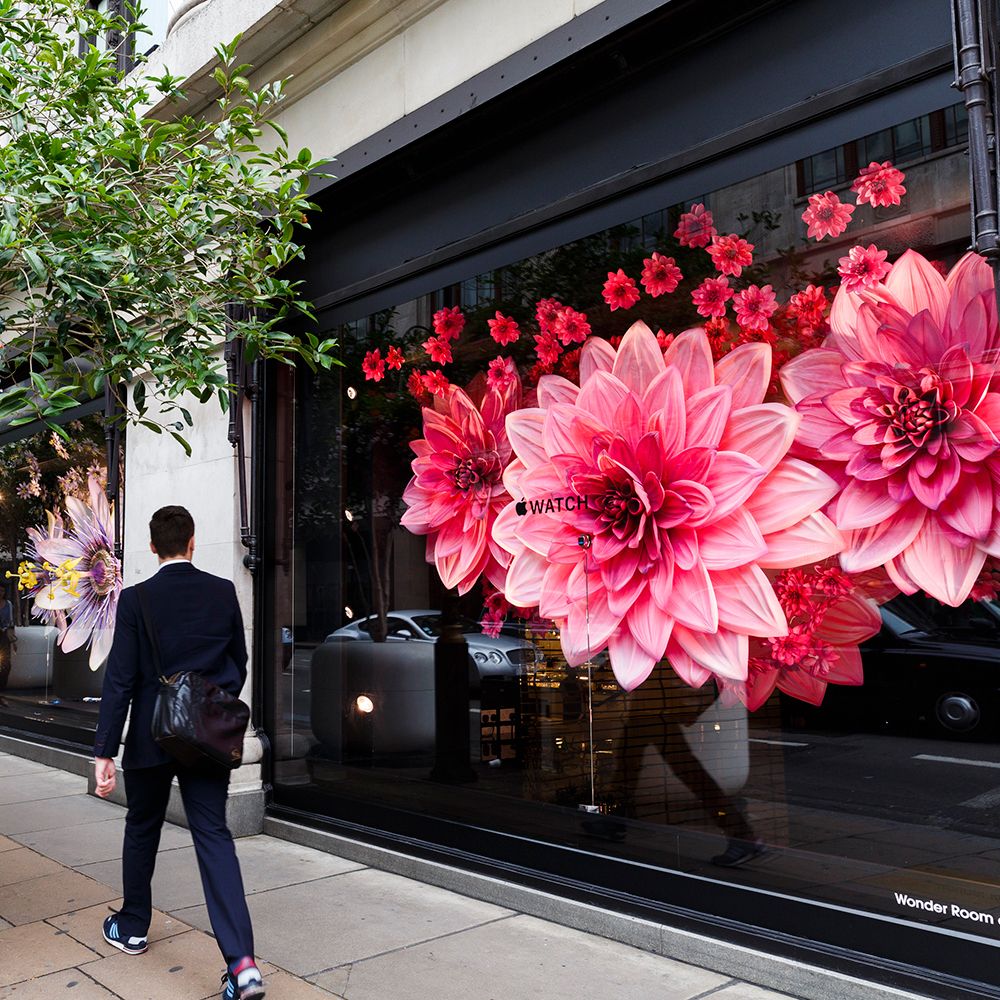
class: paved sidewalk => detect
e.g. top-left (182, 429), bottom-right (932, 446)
top-left (0, 752), bottom-right (797, 1000)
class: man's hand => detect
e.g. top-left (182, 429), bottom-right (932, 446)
top-left (94, 757), bottom-right (116, 798)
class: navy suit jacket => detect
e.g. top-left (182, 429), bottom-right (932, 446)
top-left (94, 562), bottom-right (248, 769)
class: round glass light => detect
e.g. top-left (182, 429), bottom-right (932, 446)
top-left (355, 694), bottom-right (375, 714)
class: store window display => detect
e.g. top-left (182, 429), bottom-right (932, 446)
top-left (270, 101), bottom-right (1000, 942)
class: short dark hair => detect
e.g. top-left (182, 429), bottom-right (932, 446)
top-left (149, 506), bottom-right (195, 557)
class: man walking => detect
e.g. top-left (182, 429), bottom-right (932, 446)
top-left (93, 506), bottom-right (265, 1000)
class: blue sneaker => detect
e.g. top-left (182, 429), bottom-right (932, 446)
top-left (102, 913), bottom-right (148, 955)
top-left (221, 957), bottom-right (266, 1000)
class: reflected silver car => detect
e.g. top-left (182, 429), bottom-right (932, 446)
top-left (326, 609), bottom-right (539, 676)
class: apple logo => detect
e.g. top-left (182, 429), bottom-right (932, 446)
top-left (515, 499), bottom-right (527, 516)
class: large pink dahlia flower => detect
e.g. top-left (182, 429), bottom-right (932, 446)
top-left (402, 375), bottom-right (521, 595)
top-left (492, 321), bottom-right (842, 691)
top-left (781, 250), bottom-right (1000, 606)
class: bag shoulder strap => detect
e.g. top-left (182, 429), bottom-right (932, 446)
top-left (135, 582), bottom-right (167, 683)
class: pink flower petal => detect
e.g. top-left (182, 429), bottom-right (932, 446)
top-left (503, 550), bottom-right (548, 608)
top-left (718, 404), bottom-right (799, 474)
top-left (831, 477), bottom-right (902, 530)
top-left (937, 467), bottom-right (994, 541)
top-left (667, 645), bottom-right (713, 688)
top-left (672, 624), bottom-right (748, 682)
top-left (897, 522), bottom-right (987, 606)
top-left (576, 369), bottom-right (631, 422)
top-left (714, 343), bottom-right (771, 409)
top-left (505, 410), bottom-right (548, 471)
top-left (780, 349), bottom-right (847, 404)
top-left (824, 645), bottom-right (864, 686)
top-left (663, 328), bottom-right (715, 396)
top-left (669, 559), bottom-right (719, 633)
top-left (684, 384), bottom-right (733, 450)
top-left (776, 670), bottom-right (827, 706)
top-left (704, 452), bottom-right (768, 519)
top-left (759, 512), bottom-right (844, 568)
top-left (839, 503), bottom-right (926, 572)
top-left (814, 592), bottom-right (882, 646)
top-left (883, 248), bottom-right (949, 328)
top-left (712, 564), bottom-right (788, 636)
top-left (626, 597), bottom-right (673, 660)
top-left (536, 375), bottom-right (579, 408)
top-left (611, 321), bottom-right (666, 395)
top-left (609, 629), bottom-right (660, 691)
top-left (698, 509), bottom-right (767, 570)
top-left (579, 335), bottom-right (616, 384)
top-left (746, 459), bottom-right (840, 534)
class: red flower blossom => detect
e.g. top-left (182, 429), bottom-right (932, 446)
top-left (787, 285), bottom-right (828, 331)
top-left (432, 306), bottom-right (465, 341)
top-left (422, 369), bottom-right (450, 396)
top-left (655, 328), bottom-right (674, 351)
top-left (528, 360), bottom-right (554, 383)
top-left (602, 269), bottom-right (641, 311)
top-left (386, 346), bottom-right (405, 370)
top-left (702, 317), bottom-right (733, 360)
top-left (407, 369), bottom-right (430, 403)
top-left (801, 191), bottom-right (855, 241)
top-left (487, 356), bottom-right (518, 391)
top-left (559, 347), bottom-right (582, 381)
top-left (837, 243), bottom-right (891, 292)
top-left (488, 312), bottom-right (520, 346)
top-left (708, 235), bottom-right (754, 278)
top-left (674, 202), bottom-right (717, 248)
top-left (691, 276), bottom-right (733, 318)
top-left (534, 331), bottom-right (562, 367)
top-left (536, 298), bottom-right (563, 334)
top-left (362, 349), bottom-right (385, 382)
top-left (640, 253), bottom-right (682, 297)
top-left (733, 284), bottom-right (778, 332)
top-left (851, 160), bottom-right (906, 208)
top-left (553, 306), bottom-right (591, 345)
top-left (422, 335), bottom-right (453, 365)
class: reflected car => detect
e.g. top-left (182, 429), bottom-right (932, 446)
top-left (801, 594), bottom-right (1000, 739)
top-left (326, 610), bottom-right (539, 677)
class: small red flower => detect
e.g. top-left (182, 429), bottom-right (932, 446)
top-left (362, 349), bottom-right (385, 382)
top-left (801, 191), bottom-right (855, 241)
top-left (787, 285), bottom-right (828, 330)
top-left (535, 298), bottom-right (563, 334)
top-left (655, 329), bottom-right (674, 351)
top-left (534, 332), bottom-right (562, 367)
top-left (552, 306), bottom-right (591, 345)
top-left (702, 317), bottom-right (732, 360)
top-left (432, 306), bottom-right (465, 341)
top-left (487, 312), bottom-right (520, 346)
top-left (707, 235), bottom-right (754, 278)
top-left (851, 160), bottom-right (906, 208)
top-left (559, 347), bottom-right (581, 381)
top-left (422, 369), bottom-right (450, 396)
top-left (602, 269), bottom-right (640, 311)
top-left (422, 335), bottom-right (453, 365)
top-left (837, 244), bottom-right (891, 292)
top-left (385, 346), bottom-right (405, 370)
top-left (733, 284), bottom-right (778, 333)
top-left (640, 253), bottom-right (682, 297)
top-left (691, 276), bottom-right (733, 318)
top-left (674, 203), bottom-right (717, 248)
top-left (407, 369), bottom-right (430, 403)
top-left (487, 356), bottom-right (518, 390)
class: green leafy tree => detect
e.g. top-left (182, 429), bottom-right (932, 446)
top-left (0, 0), bottom-right (337, 447)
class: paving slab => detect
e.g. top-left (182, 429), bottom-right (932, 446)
top-left (0, 968), bottom-right (119, 999)
top-left (252, 971), bottom-right (337, 999)
top-left (0, 835), bottom-right (21, 853)
top-left (83, 929), bottom-right (257, 1000)
top-left (0, 771), bottom-right (86, 805)
top-left (0, 846), bottom-right (65, 887)
top-left (0, 919), bottom-right (98, 988)
top-left (308, 913), bottom-right (731, 1000)
top-left (0, 793), bottom-right (122, 835)
top-left (174, 867), bottom-right (514, 977)
top-left (48, 900), bottom-right (192, 958)
top-left (0, 868), bottom-right (118, 925)
top-left (80, 836), bottom-right (367, 913)
top-left (13, 818), bottom-right (191, 868)
top-left (0, 755), bottom-right (50, 778)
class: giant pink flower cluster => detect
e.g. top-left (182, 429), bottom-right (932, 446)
top-left (782, 251), bottom-right (1000, 606)
top-left (490, 321), bottom-right (843, 691)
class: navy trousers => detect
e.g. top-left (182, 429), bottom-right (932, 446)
top-left (119, 762), bottom-right (254, 963)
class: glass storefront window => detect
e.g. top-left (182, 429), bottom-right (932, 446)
top-left (0, 416), bottom-right (114, 747)
top-left (270, 100), bottom-right (1000, 945)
